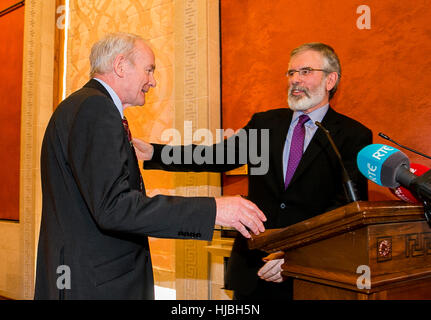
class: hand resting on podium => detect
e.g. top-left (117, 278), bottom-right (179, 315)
top-left (258, 251), bottom-right (285, 283)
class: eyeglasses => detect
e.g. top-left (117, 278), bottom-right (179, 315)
top-left (285, 67), bottom-right (330, 78)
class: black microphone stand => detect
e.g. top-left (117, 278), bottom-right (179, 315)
top-left (315, 121), bottom-right (359, 203)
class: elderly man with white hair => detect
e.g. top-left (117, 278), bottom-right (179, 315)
top-left (35, 32), bottom-right (266, 300)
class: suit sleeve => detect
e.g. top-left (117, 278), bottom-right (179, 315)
top-left (144, 115), bottom-right (258, 173)
top-left (68, 95), bottom-right (216, 240)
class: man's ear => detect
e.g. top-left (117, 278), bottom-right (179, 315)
top-left (326, 72), bottom-right (338, 92)
top-left (112, 54), bottom-right (127, 78)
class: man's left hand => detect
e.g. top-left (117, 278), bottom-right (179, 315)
top-left (257, 251), bottom-right (285, 283)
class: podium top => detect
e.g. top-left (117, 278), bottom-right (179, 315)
top-left (248, 201), bottom-right (425, 253)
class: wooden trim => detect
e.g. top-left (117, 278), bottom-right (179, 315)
top-left (249, 201), bottom-right (424, 252)
top-left (283, 263), bottom-right (431, 294)
top-left (52, 0), bottom-right (65, 109)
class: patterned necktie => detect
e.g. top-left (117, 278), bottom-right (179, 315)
top-left (122, 116), bottom-right (132, 143)
top-left (284, 114), bottom-right (310, 189)
top-left (122, 116), bottom-right (144, 192)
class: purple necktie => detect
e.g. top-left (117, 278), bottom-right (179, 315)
top-left (284, 114), bottom-right (310, 189)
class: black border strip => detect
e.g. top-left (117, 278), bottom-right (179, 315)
top-left (0, 1), bottom-right (25, 18)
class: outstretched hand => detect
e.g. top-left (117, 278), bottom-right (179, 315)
top-left (215, 196), bottom-right (267, 239)
top-left (132, 138), bottom-right (154, 161)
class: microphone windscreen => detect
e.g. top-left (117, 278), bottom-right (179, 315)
top-left (357, 144), bottom-right (410, 188)
top-left (390, 163), bottom-right (430, 203)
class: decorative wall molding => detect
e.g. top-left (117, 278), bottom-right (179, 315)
top-left (21, 0), bottom-right (56, 299)
top-left (174, 0), bottom-right (221, 300)
top-left (20, 0), bottom-right (38, 300)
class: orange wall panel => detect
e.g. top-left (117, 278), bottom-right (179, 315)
top-left (221, 0), bottom-right (431, 201)
top-left (0, 4), bottom-right (24, 220)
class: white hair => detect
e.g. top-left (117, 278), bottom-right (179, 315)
top-left (89, 32), bottom-right (143, 78)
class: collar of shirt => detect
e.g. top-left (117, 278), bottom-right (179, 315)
top-left (290, 103), bottom-right (329, 129)
top-left (93, 78), bottom-right (124, 118)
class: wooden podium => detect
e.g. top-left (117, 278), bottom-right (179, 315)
top-left (248, 201), bottom-right (431, 300)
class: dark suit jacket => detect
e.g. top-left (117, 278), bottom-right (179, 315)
top-left (35, 79), bottom-right (216, 300)
top-left (144, 107), bottom-right (372, 297)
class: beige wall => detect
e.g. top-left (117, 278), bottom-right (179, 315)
top-left (0, 0), bottom-right (222, 299)
top-left (172, 0), bottom-right (224, 299)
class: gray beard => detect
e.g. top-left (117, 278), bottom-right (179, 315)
top-left (288, 82), bottom-right (327, 111)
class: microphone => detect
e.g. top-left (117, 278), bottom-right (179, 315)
top-left (356, 144), bottom-right (410, 188)
top-left (378, 132), bottom-right (431, 160)
top-left (390, 163), bottom-right (430, 203)
top-left (357, 144), bottom-right (431, 224)
top-left (315, 121), bottom-right (359, 202)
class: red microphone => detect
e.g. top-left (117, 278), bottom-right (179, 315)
top-left (390, 163), bottom-right (430, 203)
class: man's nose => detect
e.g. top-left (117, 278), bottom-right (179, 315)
top-left (148, 73), bottom-right (156, 88)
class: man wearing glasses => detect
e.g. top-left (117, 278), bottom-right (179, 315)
top-left (135, 42), bottom-right (372, 300)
